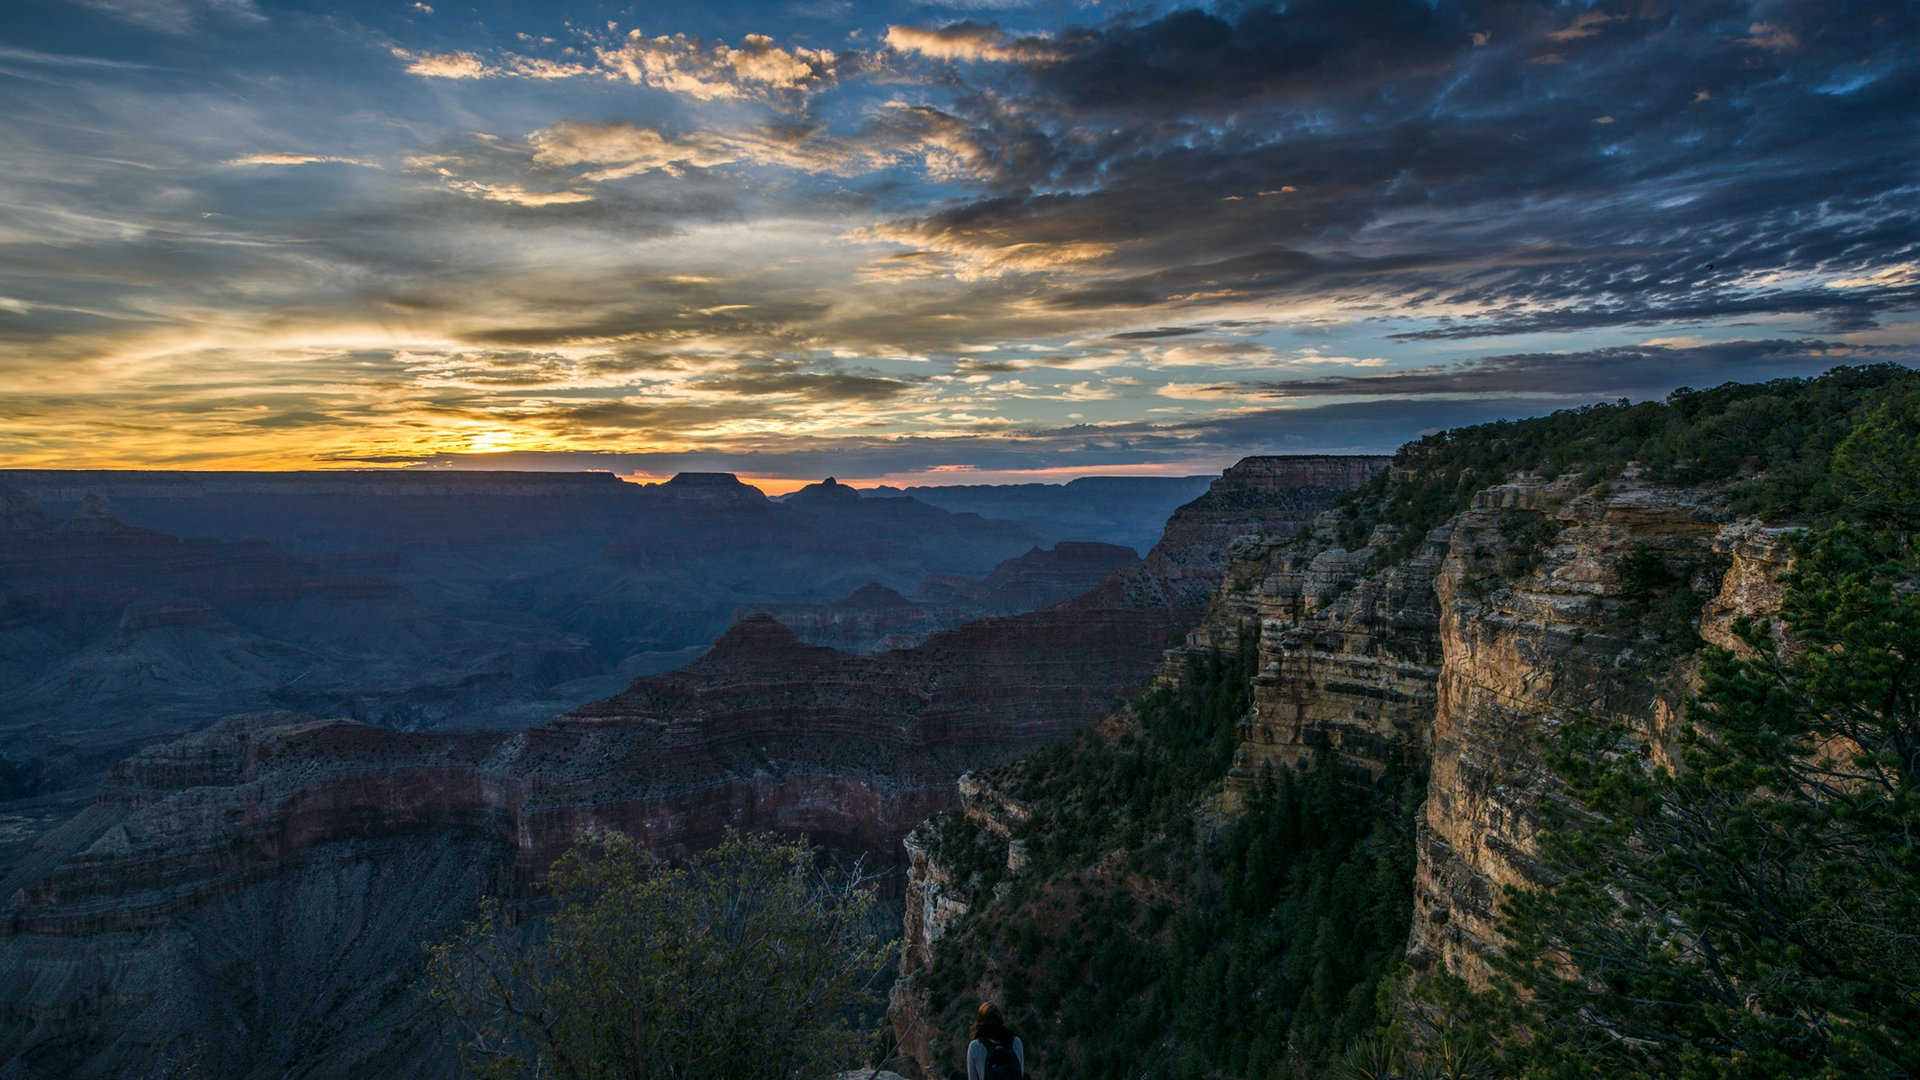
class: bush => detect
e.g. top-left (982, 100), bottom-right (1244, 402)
top-left (425, 830), bottom-right (893, 1080)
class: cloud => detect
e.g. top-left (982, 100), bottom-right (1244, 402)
top-left (594, 29), bottom-right (837, 100)
top-left (390, 29), bottom-right (836, 102)
top-left (1251, 341), bottom-right (1917, 400)
top-left (73, 0), bottom-right (263, 33)
top-left (1546, 11), bottom-right (1625, 42)
top-left (390, 47), bottom-right (593, 80)
top-left (0, 45), bottom-right (159, 71)
top-left (6, 0), bottom-right (1918, 477)
top-left (883, 23), bottom-right (1063, 63)
top-left (227, 153), bottom-right (379, 168)
top-left (846, 1), bottom-right (1920, 337)
top-left (391, 48), bottom-right (490, 79)
top-left (1741, 22), bottom-right (1801, 51)
top-left (441, 181), bottom-right (595, 206)
top-left (328, 395), bottom-right (1588, 478)
top-left (527, 120), bottom-right (874, 180)
top-left (853, 222), bottom-right (1116, 278)
top-left (695, 369), bottom-right (922, 401)
top-left (1022, 0), bottom-right (1472, 111)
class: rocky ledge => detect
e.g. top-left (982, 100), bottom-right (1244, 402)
top-left (1184, 471), bottom-right (1794, 984)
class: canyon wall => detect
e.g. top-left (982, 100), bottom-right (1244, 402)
top-left (0, 455), bottom-right (1383, 1080)
top-left (744, 541), bottom-right (1141, 654)
top-left (1202, 471), bottom-right (1786, 983)
top-left (890, 471), bottom-right (1796, 1075)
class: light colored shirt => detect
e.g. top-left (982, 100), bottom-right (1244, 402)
top-left (966, 1035), bottom-right (1025, 1080)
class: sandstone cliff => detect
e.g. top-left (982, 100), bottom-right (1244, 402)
top-left (1168, 470), bottom-right (1793, 986)
top-left (888, 470), bottom-right (1798, 1076)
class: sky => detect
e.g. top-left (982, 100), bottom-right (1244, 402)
top-left (0, 0), bottom-right (1915, 487)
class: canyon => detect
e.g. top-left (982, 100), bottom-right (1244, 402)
top-left (0, 470), bottom-right (1213, 853)
top-left (0, 455), bottom-right (1384, 1079)
top-left (741, 540), bottom-right (1142, 654)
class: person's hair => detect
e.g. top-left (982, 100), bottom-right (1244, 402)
top-left (971, 1001), bottom-right (1012, 1043)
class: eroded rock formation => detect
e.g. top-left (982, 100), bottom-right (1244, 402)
top-left (0, 456), bottom-right (1383, 1079)
top-left (890, 470), bottom-right (1801, 1076)
top-left (746, 541), bottom-right (1140, 653)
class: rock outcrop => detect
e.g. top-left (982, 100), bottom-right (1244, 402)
top-left (1409, 477), bottom-right (1770, 982)
top-left (1143, 455), bottom-right (1392, 613)
top-left (891, 774), bottom-right (1034, 1071)
top-left (1169, 471), bottom-right (1791, 984)
top-left (755, 541), bottom-right (1142, 653)
top-left (889, 470), bottom-right (1802, 1076)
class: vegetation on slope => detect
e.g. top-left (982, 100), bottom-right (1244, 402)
top-left (426, 831), bottom-right (891, 1080)
top-left (1342, 362), bottom-right (1919, 566)
top-left (915, 642), bottom-right (1427, 1078)
top-left (918, 366), bottom-right (1920, 1079)
top-left (1425, 378), bottom-right (1920, 1080)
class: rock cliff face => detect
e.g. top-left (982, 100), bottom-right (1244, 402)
top-left (1176, 472), bottom-right (1791, 985)
top-left (1189, 517), bottom-right (1448, 789)
top-left (1408, 476), bottom-right (1777, 983)
top-left (0, 456), bottom-right (1381, 1080)
top-left (892, 775), bottom-right (1033, 1070)
top-left (1142, 455), bottom-right (1392, 614)
top-left (889, 471), bottom-right (1798, 1074)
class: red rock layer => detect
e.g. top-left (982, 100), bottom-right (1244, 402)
top-left (1, 456), bottom-right (1385, 939)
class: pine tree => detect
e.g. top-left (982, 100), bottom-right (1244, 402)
top-left (1471, 397), bottom-right (1920, 1079)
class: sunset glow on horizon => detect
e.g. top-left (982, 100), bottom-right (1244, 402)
top-left (1, 0), bottom-right (1914, 481)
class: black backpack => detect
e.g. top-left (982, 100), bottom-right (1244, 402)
top-left (982, 1036), bottom-right (1023, 1080)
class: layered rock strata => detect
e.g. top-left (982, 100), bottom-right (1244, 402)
top-left (747, 541), bottom-right (1139, 654)
top-left (1142, 455), bottom-right (1391, 612)
top-left (0, 456), bottom-right (1383, 1079)
top-left (890, 472), bottom-right (1800, 1072)
top-left (1409, 478), bottom-right (1781, 982)
top-left (1191, 473), bottom-right (1791, 983)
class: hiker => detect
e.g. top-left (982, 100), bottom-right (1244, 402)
top-left (966, 1002), bottom-right (1026, 1080)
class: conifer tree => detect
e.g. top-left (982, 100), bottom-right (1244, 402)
top-left (1471, 399), bottom-right (1920, 1079)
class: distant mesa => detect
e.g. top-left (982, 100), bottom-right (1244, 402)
top-left (664, 471), bottom-right (747, 487)
top-left (61, 493), bottom-right (126, 533)
top-left (659, 471), bottom-right (769, 505)
top-left (784, 476), bottom-right (863, 505)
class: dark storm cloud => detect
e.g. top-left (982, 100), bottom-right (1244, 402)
top-left (1032, 0), bottom-right (1473, 111)
top-left (871, 0), bottom-right (1920, 336)
top-left (1253, 340), bottom-right (1919, 400)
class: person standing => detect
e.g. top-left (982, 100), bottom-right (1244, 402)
top-left (966, 1002), bottom-right (1025, 1080)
